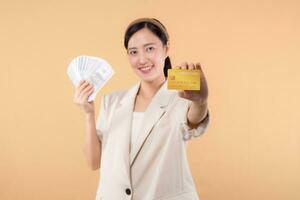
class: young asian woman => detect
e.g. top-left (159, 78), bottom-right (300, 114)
top-left (73, 18), bottom-right (210, 200)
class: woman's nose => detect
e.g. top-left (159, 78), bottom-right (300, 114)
top-left (138, 52), bottom-right (147, 65)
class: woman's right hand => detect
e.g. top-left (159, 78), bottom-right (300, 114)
top-left (73, 80), bottom-right (95, 115)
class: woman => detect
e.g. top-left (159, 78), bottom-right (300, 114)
top-left (74, 18), bottom-right (210, 200)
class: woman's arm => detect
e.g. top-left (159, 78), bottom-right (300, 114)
top-left (83, 112), bottom-right (102, 170)
top-left (187, 100), bottom-right (208, 129)
top-left (73, 80), bottom-right (102, 170)
top-left (176, 62), bottom-right (209, 129)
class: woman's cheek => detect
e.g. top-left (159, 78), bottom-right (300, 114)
top-left (129, 57), bottom-right (138, 69)
top-left (154, 51), bottom-right (164, 65)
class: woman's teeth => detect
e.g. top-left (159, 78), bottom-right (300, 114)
top-left (140, 66), bottom-right (152, 71)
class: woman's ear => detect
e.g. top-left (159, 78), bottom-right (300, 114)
top-left (165, 41), bottom-right (170, 57)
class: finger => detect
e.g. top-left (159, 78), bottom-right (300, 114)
top-left (76, 80), bottom-right (87, 90)
top-left (188, 63), bottom-right (195, 70)
top-left (196, 62), bottom-right (202, 70)
top-left (75, 81), bottom-right (90, 98)
top-left (197, 65), bottom-right (208, 90)
top-left (79, 79), bottom-right (86, 85)
top-left (195, 63), bottom-right (205, 78)
top-left (77, 81), bottom-right (91, 94)
top-left (81, 86), bottom-right (95, 102)
top-left (79, 89), bottom-right (94, 104)
top-left (178, 90), bottom-right (191, 99)
top-left (181, 62), bottom-right (188, 69)
top-left (75, 79), bottom-right (86, 93)
top-left (78, 80), bottom-right (90, 91)
top-left (178, 90), bottom-right (185, 98)
top-left (79, 84), bottom-right (94, 98)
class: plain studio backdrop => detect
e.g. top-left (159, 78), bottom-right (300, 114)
top-left (1, 0), bottom-right (299, 199)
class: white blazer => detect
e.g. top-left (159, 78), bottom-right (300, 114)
top-left (95, 80), bottom-right (210, 200)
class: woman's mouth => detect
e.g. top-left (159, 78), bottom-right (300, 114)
top-left (138, 65), bottom-right (153, 74)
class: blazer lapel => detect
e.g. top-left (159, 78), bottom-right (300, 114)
top-left (112, 82), bottom-right (140, 182)
top-left (130, 80), bottom-right (174, 167)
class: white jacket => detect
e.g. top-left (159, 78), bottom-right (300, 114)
top-left (95, 80), bottom-right (210, 200)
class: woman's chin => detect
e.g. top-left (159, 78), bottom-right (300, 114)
top-left (139, 76), bottom-right (156, 82)
top-left (134, 68), bottom-right (164, 83)
top-left (139, 75), bottom-right (166, 84)
top-left (136, 70), bottom-right (154, 81)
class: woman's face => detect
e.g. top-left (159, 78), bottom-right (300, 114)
top-left (127, 27), bottom-right (168, 82)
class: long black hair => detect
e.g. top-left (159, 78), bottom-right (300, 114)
top-left (124, 18), bottom-right (171, 77)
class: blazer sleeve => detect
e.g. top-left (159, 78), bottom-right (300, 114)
top-left (96, 95), bottom-right (108, 143)
top-left (179, 101), bottom-right (210, 141)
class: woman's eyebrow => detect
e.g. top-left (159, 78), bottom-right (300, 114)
top-left (144, 42), bottom-right (156, 47)
top-left (128, 42), bottom-right (156, 50)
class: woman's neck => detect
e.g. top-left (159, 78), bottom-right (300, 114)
top-left (138, 77), bottom-right (166, 99)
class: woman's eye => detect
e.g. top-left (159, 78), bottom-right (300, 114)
top-left (129, 51), bottom-right (137, 55)
top-left (146, 47), bottom-right (154, 52)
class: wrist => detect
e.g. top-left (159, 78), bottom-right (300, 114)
top-left (192, 98), bottom-right (207, 107)
top-left (85, 112), bottom-right (95, 119)
top-left (191, 99), bottom-right (208, 121)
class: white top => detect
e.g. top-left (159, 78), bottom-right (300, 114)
top-left (131, 112), bottom-right (145, 150)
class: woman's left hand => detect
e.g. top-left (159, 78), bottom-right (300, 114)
top-left (176, 62), bottom-right (208, 105)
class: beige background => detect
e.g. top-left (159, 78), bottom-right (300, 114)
top-left (1, 0), bottom-right (299, 199)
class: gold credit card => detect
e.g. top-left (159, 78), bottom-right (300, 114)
top-left (167, 69), bottom-right (200, 90)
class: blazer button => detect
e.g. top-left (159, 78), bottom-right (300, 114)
top-left (125, 188), bottom-right (131, 195)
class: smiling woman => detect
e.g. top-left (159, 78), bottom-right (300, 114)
top-left (126, 28), bottom-right (168, 82)
top-left (124, 18), bottom-right (172, 81)
top-left (74, 17), bottom-right (210, 200)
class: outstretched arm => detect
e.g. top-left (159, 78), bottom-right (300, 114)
top-left (176, 62), bottom-right (209, 129)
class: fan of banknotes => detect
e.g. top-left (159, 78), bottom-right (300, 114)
top-left (67, 55), bottom-right (115, 102)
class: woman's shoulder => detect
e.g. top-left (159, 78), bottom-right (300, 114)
top-left (101, 84), bottom-right (135, 105)
top-left (102, 89), bottom-right (126, 103)
top-left (103, 82), bottom-right (139, 101)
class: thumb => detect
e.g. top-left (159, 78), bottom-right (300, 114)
top-left (178, 90), bottom-right (185, 98)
